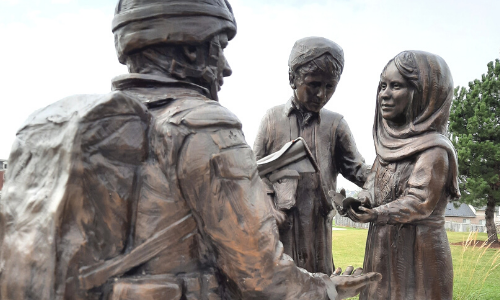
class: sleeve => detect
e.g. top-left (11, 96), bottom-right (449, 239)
top-left (253, 111), bottom-right (271, 161)
top-left (177, 127), bottom-right (335, 300)
top-left (253, 111), bottom-right (274, 194)
top-left (357, 158), bottom-right (379, 207)
top-left (335, 119), bottom-right (371, 187)
top-left (373, 147), bottom-right (449, 225)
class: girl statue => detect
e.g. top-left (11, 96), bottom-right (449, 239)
top-left (347, 50), bottom-right (460, 300)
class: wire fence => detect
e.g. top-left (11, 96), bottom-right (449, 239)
top-left (334, 215), bottom-right (490, 233)
top-left (334, 215), bottom-right (369, 229)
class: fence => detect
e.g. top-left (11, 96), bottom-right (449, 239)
top-left (444, 221), bottom-right (487, 233)
top-left (334, 215), bottom-right (369, 229)
top-left (334, 215), bottom-right (489, 233)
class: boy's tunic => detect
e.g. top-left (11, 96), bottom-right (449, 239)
top-left (254, 99), bottom-right (369, 275)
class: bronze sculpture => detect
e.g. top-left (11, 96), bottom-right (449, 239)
top-left (253, 37), bottom-right (370, 275)
top-left (0, 1), bottom-right (380, 299)
top-left (346, 50), bottom-right (459, 300)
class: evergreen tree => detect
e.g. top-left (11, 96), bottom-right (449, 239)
top-left (449, 59), bottom-right (500, 244)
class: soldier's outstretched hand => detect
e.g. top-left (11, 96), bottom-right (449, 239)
top-left (328, 266), bottom-right (381, 300)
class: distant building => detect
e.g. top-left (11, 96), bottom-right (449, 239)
top-left (470, 206), bottom-right (500, 226)
top-left (444, 202), bottom-right (500, 226)
top-left (444, 202), bottom-right (477, 224)
top-left (470, 206), bottom-right (487, 226)
top-left (496, 206), bottom-right (500, 226)
top-left (498, 207), bottom-right (500, 221)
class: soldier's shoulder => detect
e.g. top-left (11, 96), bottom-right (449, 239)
top-left (19, 92), bottom-right (148, 132)
top-left (179, 100), bottom-right (242, 129)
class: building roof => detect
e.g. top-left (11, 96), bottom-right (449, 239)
top-left (445, 202), bottom-right (476, 217)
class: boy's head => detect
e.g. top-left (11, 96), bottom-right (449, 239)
top-left (288, 37), bottom-right (344, 113)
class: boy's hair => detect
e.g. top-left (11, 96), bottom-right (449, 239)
top-left (292, 53), bottom-right (342, 82)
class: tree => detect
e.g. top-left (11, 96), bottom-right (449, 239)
top-left (449, 59), bottom-right (500, 244)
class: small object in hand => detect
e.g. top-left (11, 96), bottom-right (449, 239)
top-left (332, 188), bottom-right (347, 215)
top-left (342, 197), bottom-right (371, 214)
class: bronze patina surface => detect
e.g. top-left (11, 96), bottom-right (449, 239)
top-left (347, 51), bottom-right (459, 300)
top-left (0, 1), bottom-right (380, 300)
top-left (254, 37), bottom-right (370, 275)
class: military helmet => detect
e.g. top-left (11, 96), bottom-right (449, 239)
top-left (113, 0), bottom-right (237, 64)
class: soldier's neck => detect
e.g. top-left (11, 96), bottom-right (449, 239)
top-left (112, 73), bottom-right (212, 106)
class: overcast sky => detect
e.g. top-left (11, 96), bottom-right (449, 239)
top-left (1, 0), bottom-right (499, 190)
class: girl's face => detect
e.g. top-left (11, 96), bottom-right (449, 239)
top-left (378, 61), bottom-right (413, 125)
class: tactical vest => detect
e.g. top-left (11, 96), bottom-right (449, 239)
top-left (0, 91), bottom-right (229, 300)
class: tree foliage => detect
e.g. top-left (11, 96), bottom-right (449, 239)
top-left (449, 59), bottom-right (500, 243)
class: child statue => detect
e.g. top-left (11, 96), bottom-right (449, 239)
top-left (254, 37), bottom-right (370, 275)
top-left (347, 51), bottom-right (460, 300)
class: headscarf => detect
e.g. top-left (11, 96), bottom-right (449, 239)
top-left (374, 50), bottom-right (460, 199)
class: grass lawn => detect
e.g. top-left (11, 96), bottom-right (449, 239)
top-left (331, 227), bottom-right (500, 300)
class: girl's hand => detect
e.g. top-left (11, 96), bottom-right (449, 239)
top-left (347, 206), bottom-right (377, 223)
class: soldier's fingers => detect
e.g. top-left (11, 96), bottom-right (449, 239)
top-left (340, 272), bottom-right (382, 290)
top-left (335, 272), bottom-right (382, 299)
top-left (342, 265), bottom-right (354, 275)
top-left (352, 267), bottom-right (363, 276)
top-left (399, 208), bottom-right (411, 215)
top-left (333, 267), bottom-right (342, 276)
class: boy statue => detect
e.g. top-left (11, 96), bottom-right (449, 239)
top-left (254, 37), bottom-right (370, 275)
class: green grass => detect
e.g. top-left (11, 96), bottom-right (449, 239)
top-left (450, 232), bottom-right (500, 300)
top-left (331, 227), bottom-right (500, 300)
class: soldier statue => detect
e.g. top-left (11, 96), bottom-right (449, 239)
top-left (0, 1), bottom-right (380, 300)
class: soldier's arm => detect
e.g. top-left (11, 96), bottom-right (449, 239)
top-left (335, 119), bottom-right (370, 187)
top-left (177, 124), bottom-right (335, 299)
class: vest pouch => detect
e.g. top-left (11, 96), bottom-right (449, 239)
top-left (109, 276), bottom-right (181, 300)
top-left (108, 272), bottom-right (220, 300)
